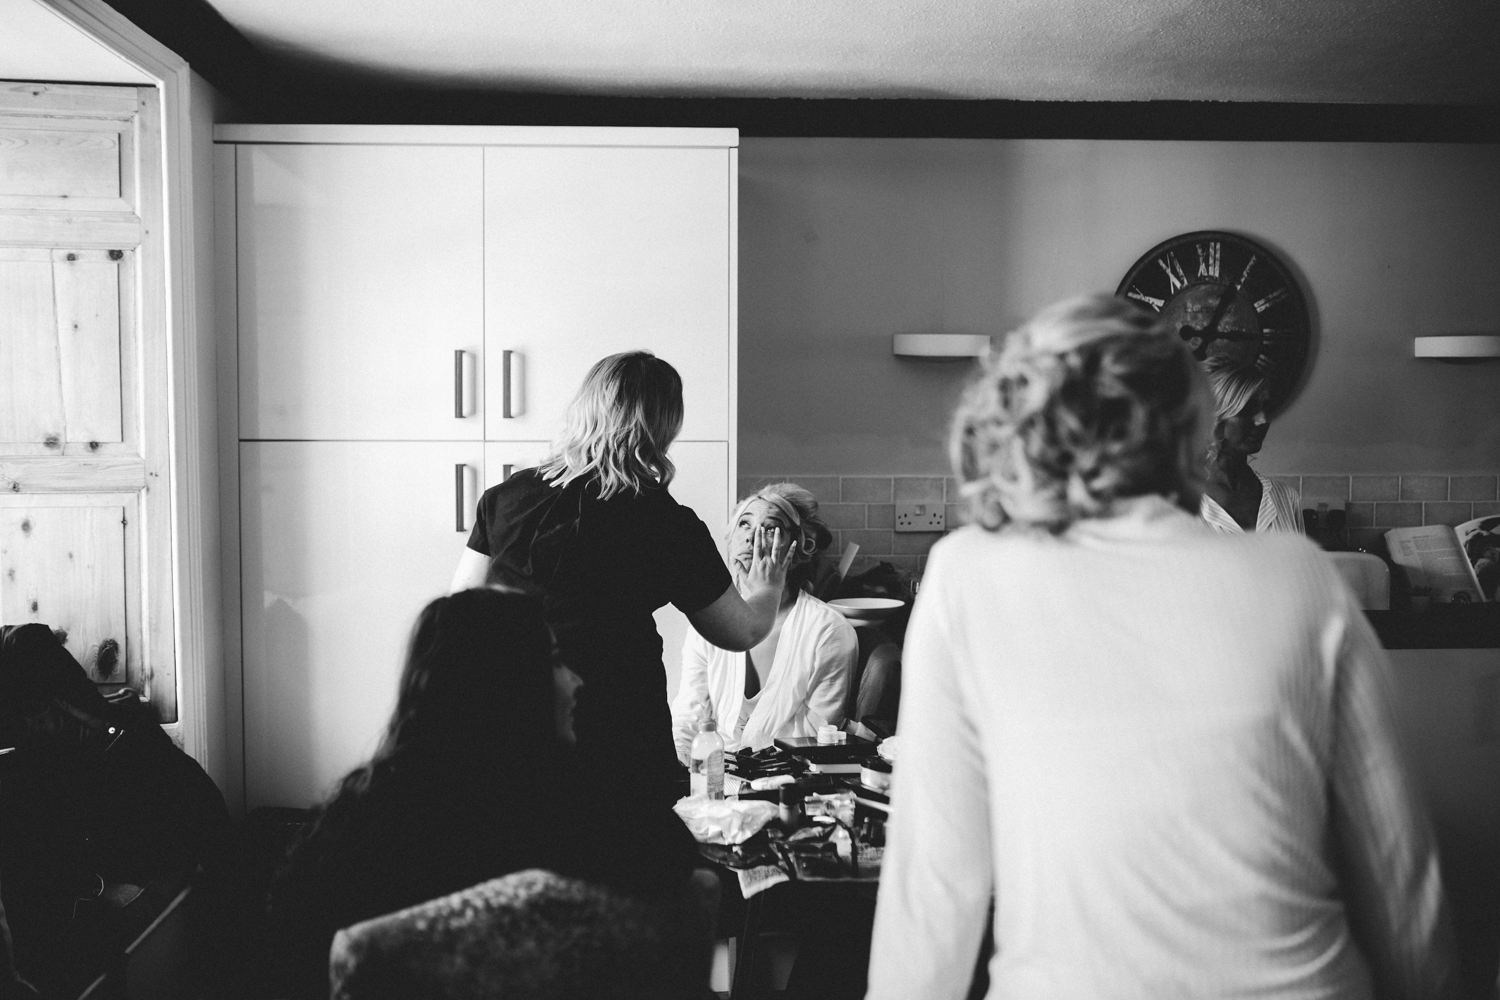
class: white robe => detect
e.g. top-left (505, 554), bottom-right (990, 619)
top-left (867, 495), bottom-right (1452, 999)
top-left (1200, 470), bottom-right (1302, 533)
top-left (671, 589), bottom-right (857, 757)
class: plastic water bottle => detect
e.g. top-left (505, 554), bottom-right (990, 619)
top-left (690, 713), bottom-right (726, 800)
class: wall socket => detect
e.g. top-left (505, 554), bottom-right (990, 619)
top-left (895, 503), bottom-right (945, 533)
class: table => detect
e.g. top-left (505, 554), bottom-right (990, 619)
top-left (697, 784), bottom-right (887, 999)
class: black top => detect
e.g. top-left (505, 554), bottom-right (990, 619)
top-left (468, 470), bottom-right (731, 799)
top-left (266, 753), bottom-right (700, 999)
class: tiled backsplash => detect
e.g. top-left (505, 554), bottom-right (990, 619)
top-left (741, 473), bottom-right (1500, 576)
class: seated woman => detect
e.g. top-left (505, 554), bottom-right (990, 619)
top-left (671, 483), bottom-right (857, 757)
top-left (1198, 354), bottom-right (1301, 532)
top-left (266, 588), bottom-right (701, 999)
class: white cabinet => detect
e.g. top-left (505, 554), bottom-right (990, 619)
top-left (484, 146), bottom-right (731, 442)
top-left (236, 144), bottom-right (484, 441)
top-left (221, 126), bottom-right (738, 810)
top-left (239, 440), bottom-right (484, 806)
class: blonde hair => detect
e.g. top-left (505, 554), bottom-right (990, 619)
top-left (1201, 355), bottom-right (1270, 467)
top-left (537, 352), bottom-right (683, 499)
top-left (728, 482), bottom-right (833, 593)
top-left (1203, 354), bottom-right (1268, 423)
top-left (949, 295), bottom-right (1207, 533)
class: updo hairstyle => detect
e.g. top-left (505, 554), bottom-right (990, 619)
top-left (949, 294), bottom-right (1208, 533)
top-left (730, 482), bottom-right (833, 594)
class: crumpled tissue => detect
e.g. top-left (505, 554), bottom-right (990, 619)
top-left (673, 797), bottom-right (779, 845)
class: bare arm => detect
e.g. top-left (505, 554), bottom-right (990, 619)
top-left (449, 547), bottom-right (489, 594)
top-left (686, 526), bottom-right (791, 651)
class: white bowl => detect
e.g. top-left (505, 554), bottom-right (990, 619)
top-left (828, 597), bottom-right (905, 621)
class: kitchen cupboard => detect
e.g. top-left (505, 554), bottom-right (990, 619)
top-left (220, 125), bottom-right (738, 810)
top-left (0, 83), bottom-right (178, 722)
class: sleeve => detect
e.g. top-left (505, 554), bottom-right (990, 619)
top-left (866, 546), bottom-right (993, 1000)
top-left (800, 615), bottom-right (856, 731)
top-left (465, 485), bottom-right (495, 556)
top-left (1324, 597), bottom-right (1459, 999)
top-left (1265, 475), bottom-right (1303, 534)
top-left (658, 498), bottom-right (733, 616)
top-left (670, 630), bottom-right (715, 761)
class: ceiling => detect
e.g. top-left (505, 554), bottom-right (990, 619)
top-left (204, 0), bottom-right (1500, 105)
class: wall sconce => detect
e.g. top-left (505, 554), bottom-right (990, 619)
top-left (892, 333), bottom-right (992, 358)
top-left (1414, 335), bottom-right (1500, 360)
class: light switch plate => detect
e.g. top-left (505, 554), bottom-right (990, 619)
top-left (895, 503), bottom-right (945, 533)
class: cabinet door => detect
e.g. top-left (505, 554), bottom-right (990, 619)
top-left (239, 440), bottom-right (484, 809)
top-left (484, 146), bottom-right (731, 443)
top-left (654, 441), bottom-right (731, 700)
top-left (237, 145), bottom-right (484, 441)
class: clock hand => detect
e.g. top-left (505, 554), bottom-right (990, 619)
top-left (1178, 284), bottom-right (1242, 357)
top-left (1203, 283), bottom-right (1238, 334)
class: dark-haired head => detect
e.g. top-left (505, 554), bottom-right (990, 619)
top-left (377, 588), bottom-right (559, 775)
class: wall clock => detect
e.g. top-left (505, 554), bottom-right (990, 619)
top-left (1115, 230), bottom-right (1310, 415)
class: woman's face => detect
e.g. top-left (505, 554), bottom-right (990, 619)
top-left (1216, 391), bottom-right (1271, 456)
top-left (729, 498), bottom-right (798, 583)
top-left (552, 663), bottom-right (583, 744)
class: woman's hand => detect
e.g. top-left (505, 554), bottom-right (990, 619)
top-left (743, 525), bottom-right (793, 595)
top-left (688, 527), bottom-right (796, 651)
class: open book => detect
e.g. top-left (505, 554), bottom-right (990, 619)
top-left (1385, 514), bottom-right (1500, 603)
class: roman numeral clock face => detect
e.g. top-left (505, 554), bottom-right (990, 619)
top-left (1115, 231), bottom-right (1310, 415)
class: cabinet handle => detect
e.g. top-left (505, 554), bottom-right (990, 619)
top-left (502, 349), bottom-right (514, 419)
top-left (453, 351), bottom-right (476, 418)
top-left (454, 464), bottom-right (476, 533)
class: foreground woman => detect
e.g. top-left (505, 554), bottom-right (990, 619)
top-left (670, 483), bottom-right (857, 757)
top-left (267, 590), bottom-right (700, 998)
top-left (867, 296), bottom-right (1454, 999)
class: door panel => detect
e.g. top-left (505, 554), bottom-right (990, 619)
top-left (240, 440), bottom-right (484, 809)
top-left (0, 248), bottom-right (129, 454)
top-left (484, 146), bottom-right (730, 442)
top-left (0, 493), bottom-right (138, 685)
top-left (237, 145), bottom-right (484, 441)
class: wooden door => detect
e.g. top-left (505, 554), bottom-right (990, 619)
top-left (0, 83), bottom-right (174, 719)
top-left (239, 440), bottom-right (484, 808)
top-left (236, 144), bottom-right (484, 441)
top-left (483, 145), bottom-right (732, 443)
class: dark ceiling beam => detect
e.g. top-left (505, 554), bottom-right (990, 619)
top-left (101, 0), bottom-right (1500, 141)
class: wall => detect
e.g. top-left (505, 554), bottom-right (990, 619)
top-left (738, 138), bottom-right (1500, 567)
top-left (1, 0), bottom-right (153, 83)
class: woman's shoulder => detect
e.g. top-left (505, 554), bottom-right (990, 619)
top-left (793, 590), bottom-right (859, 640)
top-left (478, 467), bottom-right (555, 508)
